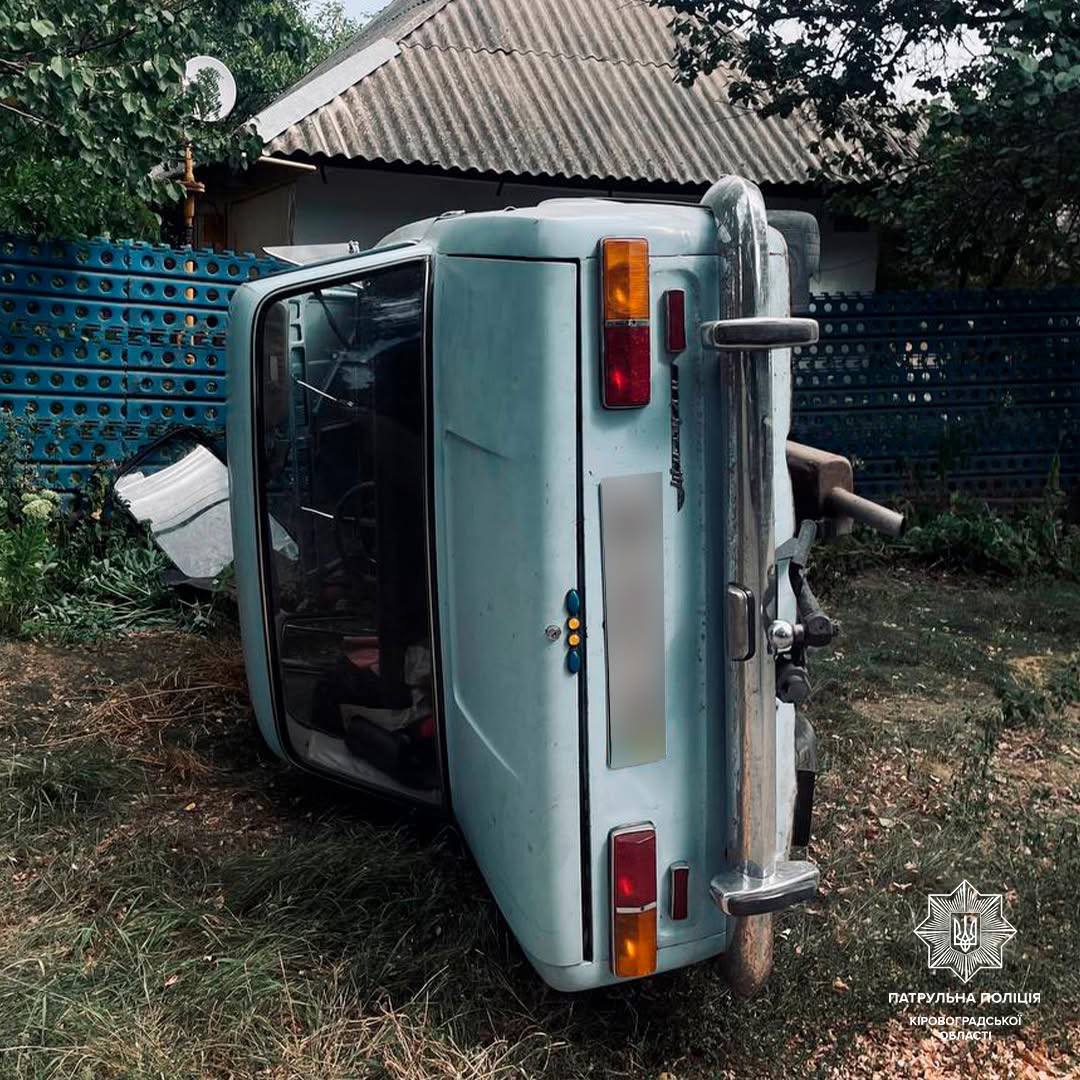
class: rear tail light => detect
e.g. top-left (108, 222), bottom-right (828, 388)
top-left (610, 824), bottom-right (657, 977)
top-left (601, 238), bottom-right (651, 408)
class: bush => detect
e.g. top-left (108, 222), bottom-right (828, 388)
top-left (813, 488), bottom-right (1080, 593)
top-left (0, 414), bottom-right (33, 511)
top-left (0, 418), bottom-right (227, 641)
top-left (24, 539), bottom-right (180, 641)
top-left (903, 495), bottom-right (1080, 578)
top-left (0, 495), bottom-right (56, 635)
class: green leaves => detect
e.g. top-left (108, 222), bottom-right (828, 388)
top-left (0, 0), bottom-right (349, 240)
top-left (1053, 67), bottom-right (1080, 91)
top-left (654, 0), bottom-right (1080, 287)
top-left (202, 0), bottom-right (358, 117)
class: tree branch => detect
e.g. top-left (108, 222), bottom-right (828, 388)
top-left (0, 98), bottom-right (56, 127)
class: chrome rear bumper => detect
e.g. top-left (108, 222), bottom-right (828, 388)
top-left (701, 176), bottom-right (819, 996)
top-left (711, 859), bottom-right (819, 918)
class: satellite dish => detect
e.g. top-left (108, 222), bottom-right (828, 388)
top-left (183, 55), bottom-right (237, 122)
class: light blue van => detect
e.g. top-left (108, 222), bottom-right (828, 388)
top-left (218, 176), bottom-right (902, 993)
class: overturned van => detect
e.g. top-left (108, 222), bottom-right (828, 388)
top-left (180, 176), bottom-right (906, 993)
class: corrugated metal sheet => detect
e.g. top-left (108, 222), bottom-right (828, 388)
top-left (266, 0), bottom-right (845, 186)
top-left (285, 0), bottom-right (452, 94)
top-left (407, 0), bottom-right (675, 65)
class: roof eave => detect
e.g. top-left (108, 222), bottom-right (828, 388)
top-left (253, 38), bottom-right (400, 143)
top-left (258, 150), bottom-right (841, 196)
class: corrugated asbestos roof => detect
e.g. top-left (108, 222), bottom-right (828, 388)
top-left (286, 0), bottom-right (452, 93)
top-left (262, 0), bottom-right (847, 187)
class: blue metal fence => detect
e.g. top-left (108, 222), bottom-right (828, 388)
top-left (0, 236), bottom-right (280, 491)
top-left (790, 289), bottom-right (1080, 500)
top-left (1, 236), bottom-right (1078, 501)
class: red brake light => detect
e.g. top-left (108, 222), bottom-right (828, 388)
top-left (603, 325), bottom-right (650, 408)
top-left (601, 238), bottom-right (651, 408)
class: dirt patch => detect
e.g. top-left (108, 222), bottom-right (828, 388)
top-left (852, 693), bottom-right (963, 731)
top-left (1, 630), bottom-right (299, 858)
top-left (80, 637), bottom-right (248, 745)
top-left (820, 1019), bottom-right (1077, 1078)
top-left (0, 638), bottom-right (99, 724)
top-left (1006, 655), bottom-right (1057, 686)
top-left (818, 695), bottom-right (967, 827)
top-left (991, 713), bottom-right (1080, 820)
top-left (0, 632), bottom-right (225, 743)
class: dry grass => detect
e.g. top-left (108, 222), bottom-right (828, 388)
top-left (62, 638), bottom-right (249, 749)
top-left (0, 571), bottom-right (1078, 1078)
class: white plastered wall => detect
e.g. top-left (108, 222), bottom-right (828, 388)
top-left (225, 165), bottom-right (878, 292)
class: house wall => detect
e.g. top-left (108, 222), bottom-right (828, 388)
top-left (224, 182), bottom-right (294, 255)
top-left (222, 166), bottom-right (878, 293)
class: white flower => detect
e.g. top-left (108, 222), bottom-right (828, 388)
top-left (21, 498), bottom-right (54, 522)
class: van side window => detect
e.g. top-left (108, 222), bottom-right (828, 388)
top-left (256, 261), bottom-right (439, 800)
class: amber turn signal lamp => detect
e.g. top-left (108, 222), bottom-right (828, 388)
top-left (613, 910), bottom-right (658, 978)
top-left (603, 238), bottom-right (650, 322)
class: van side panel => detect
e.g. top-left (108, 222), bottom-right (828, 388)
top-left (432, 255), bottom-right (584, 970)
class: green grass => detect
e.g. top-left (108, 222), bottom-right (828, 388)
top-left (0, 573), bottom-right (1077, 1078)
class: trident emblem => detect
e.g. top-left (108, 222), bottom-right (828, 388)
top-left (952, 912), bottom-right (980, 954)
top-left (915, 881), bottom-right (1016, 982)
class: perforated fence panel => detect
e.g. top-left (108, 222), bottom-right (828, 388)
top-left (0, 236), bottom-right (282, 491)
top-left (790, 290), bottom-right (1080, 501)
top-left (2, 240), bottom-right (1079, 502)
